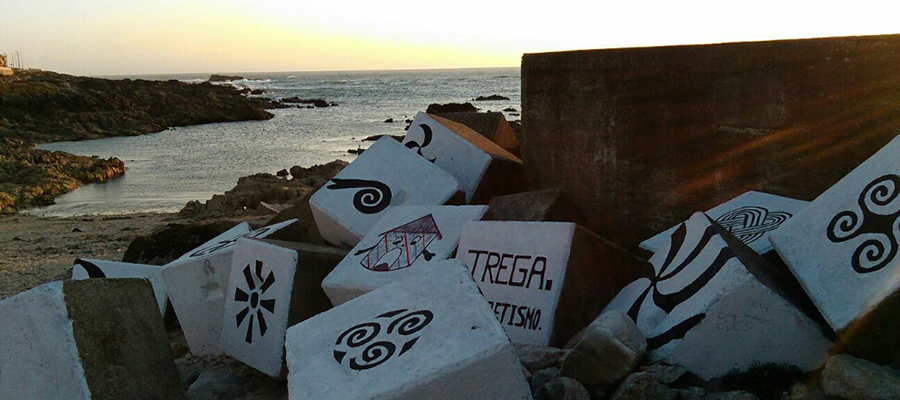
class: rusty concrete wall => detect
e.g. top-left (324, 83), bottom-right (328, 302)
top-left (521, 34), bottom-right (900, 250)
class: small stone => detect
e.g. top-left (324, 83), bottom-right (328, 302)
top-left (71, 227), bottom-right (82, 232)
top-left (537, 377), bottom-right (591, 400)
top-left (639, 363), bottom-right (686, 385)
top-left (820, 354), bottom-right (900, 400)
top-left (678, 386), bottom-right (706, 400)
top-left (384, 117), bottom-right (394, 123)
top-left (560, 310), bottom-right (647, 398)
top-left (530, 367), bottom-right (560, 395)
top-left (276, 169), bottom-right (289, 177)
top-left (186, 371), bottom-right (244, 400)
top-left (516, 344), bottom-right (568, 372)
top-left (609, 372), bottom-right (677, 400)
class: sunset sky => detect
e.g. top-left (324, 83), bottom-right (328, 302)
top-left (2, 0), bottom-right (899, 76)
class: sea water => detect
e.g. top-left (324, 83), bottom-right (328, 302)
top-left (28, 68), bottom-right (520, 217)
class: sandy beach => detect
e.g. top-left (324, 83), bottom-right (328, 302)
top-left (0, 212), bottom-right (179, 299)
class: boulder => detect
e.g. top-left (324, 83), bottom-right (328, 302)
top-left (0, 279), bottom-right (184, 399)
top-left (536, 377), bottom-right (591, 400)
top-left (560, 310), bottom-right (646, 398)
top-left (475, 94), bottom-right (511, 101)
top-left (122, 220), bottom-right (241, 265)
top-left (820, 354), bottom-right (900, 400)
top-left (403, 112), bottom-right (523, 203)
top-left (207, 74), bottom-right (243, 82)
top-left (530, 367), bottom-right (560, 395)
top-left (456, 221), bottom-right (645, 346)
top-left (515, 344), bottom-right (568, 372)
top-left (322, 205), bottom-right (488, 305)
top-left (309, 136), bottom-right (461, 247)
top-left (220, 238), bottom-right (346, 376)
top-left (487, 188), bottom-right (583, 222)
top-left (284, 261), bottom-right (531, 399)
top-left (770, 134), bottom-right (900, 367)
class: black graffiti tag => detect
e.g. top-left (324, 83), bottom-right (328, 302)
top-left (405, 123), bottom-right (437, 163)
top-left (627, 223), bottom-right (736, 350)
top-left (333, 309), bottom-right (433, 371)
top-left (326, 178), bottom-right (393, 215)
top-left (715, 206), bottom-right (792, 245)
top-left (827, 174), bottom-right (900, 274)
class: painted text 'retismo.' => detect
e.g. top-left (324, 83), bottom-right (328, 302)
top-left (467, 250), bottom-right (554, 331)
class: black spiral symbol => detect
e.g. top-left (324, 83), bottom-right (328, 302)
top-left (336, 322), bottom-right (380, 347)
top-left (349, 341), bottom-right (396, 370)
top-left (826, 174), bottom-right (900, 274)
top-left (405, 124), bottom-right (437, 163)
top-left (388, 310), bottom-right (434, 335)
top-left (326, 178), bottom-right (393, 214)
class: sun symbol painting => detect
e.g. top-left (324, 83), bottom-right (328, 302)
top-left (354, 214), bottom-right (443, 272)
top-left (234, 260), bottom-right (277, 344)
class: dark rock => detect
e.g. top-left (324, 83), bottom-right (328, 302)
top-left (530, 367), bottom-right (560, 395)
top-left (384, 118), bottom-right (394, 123)
top-left (122, 221), bottom-right (239, 265)
top-left (186, 371), bottom-right (245, 400)
top-left (281, 97), bottom-right (329, 107)
top-left (516, 344), bottom-right (568, 372)
top-left (405, 119), bottom-right (412, 123)
top-left (609, 372), bottom-right (678, 400)
top-left (639, 364), bottom-right (686, 386)
top-left (250, 89), bottom-right (265, 95)
top-left (821, 354), bottom-right (900, 400)
top-left (425, 102), bottom-right (477, 114)
top-left (474, 94), bottom-right (510, 101)
top-left (361, 134), bottom-right (403, 142)
top-left (536, 377), bottom-right (591, 400)
top-left (504, 107), bottom-right (518, 112)
top-left (71, 228), bottom-right (82, 233)
top-left (560, 310), bottom-right (647, 398)
top-left (207, 74), bottom-right (244, 82)
top-left (238, 88), bottom-right (251, 94)
top-left (347, 148), bottom-right (364, 155)
top-left (276, 169), bottom-right (289, 177)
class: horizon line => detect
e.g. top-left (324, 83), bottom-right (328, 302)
top-left (94, 65), bottom-right (521, 79)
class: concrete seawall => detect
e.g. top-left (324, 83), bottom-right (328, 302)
top-left (521, 34), bottom-right (900, 250)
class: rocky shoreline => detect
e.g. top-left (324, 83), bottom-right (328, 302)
top-left (0, 70), bottom-right (276, 213)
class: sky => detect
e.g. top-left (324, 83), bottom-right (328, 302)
top-left (1, 0), bottom-right (899, 76)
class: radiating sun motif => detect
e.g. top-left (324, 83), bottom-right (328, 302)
top-left (234, 260), bottom-right (276, 344)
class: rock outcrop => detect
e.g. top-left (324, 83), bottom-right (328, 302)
top-left (425, 102), bottom-right (477, 114)
top-left (206, 74), bottom-right (244, 82)
top-left (474, 94), bottom-right (510, 101)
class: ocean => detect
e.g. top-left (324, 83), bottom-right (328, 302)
top-left (28, 67), bottom-right (521, 217)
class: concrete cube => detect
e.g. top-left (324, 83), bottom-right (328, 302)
top-left (435, 111), bottom-right (521, 156)
top-left (221, 238), bottom-right (347, 377)
top-left (72, 258), bottom-right (168, 316)
top-left (309, 136), bottom-right (461, 247)
top-left (162, 219), bottom-right (296, 356)
top-left (486, 188), bottom-right (583, 222)
top-left (605, 212), bottom-right (832, 379)
top-left (403, 112), bottom-right (522, 203)
top-left (0, 279), bottom-right (184, 400)
top-left (770, 134), bottom-right (900, 366)
top-left (641, 191), bottom-right (808, 256)
top-left (322, 205), bottom-right (488, 306)
top-left (284, 260), bottom-right (531, 400)
top-left (456, 221), bottom-right (641, 346)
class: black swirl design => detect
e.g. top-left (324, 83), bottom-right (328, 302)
top-left (627, 221), bottom-right (736, 350)
top-left (715, 206), bottom-right (792, 245)
top-left (826, 174), bottom-right (900, 274)
top-left (405, 123), bottom-right (437, 163)
top-left (74, 259), bottom-right (106, 278)
top-left (326, 178), bottom-right (393, 215)
top-left (333, 309), bottom-right (434, 371)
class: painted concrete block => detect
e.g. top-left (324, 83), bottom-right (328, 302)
top-left (309, 136), bottom-right (461, 247)
top-left (72, 258), bottom-right (168, 316)
top-left (640, 191), bottom-right (808, 255)
top-left (162, 219), bottom-right (296, 356)
top-left (221, 238), bottom-right (347, 377)
top-left (456, 221), bottom-right (640, 346)
top-left (604, 212), bottom-right (831, 378)
top-left (284, 260), bottom-right (531, 400)
top-left (770, 134), bottom-right (900, 366)
top-left (403, 112), bottom-right (522, 203)
top-left (436, 111), bottom-right (521, 156)
top-left (322, 205), bottom-right (488, 306)
top-left (0, 279), bottom-right (184, 400)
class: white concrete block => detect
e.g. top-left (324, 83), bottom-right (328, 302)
top-left (403, 112), bottom-right (521, 202)
top-left (72, 258), bottom-right (168, 316)
top-left (770, 134), bottom-right (900, 365)
top-left (309, 136), bottom-right (461, 247)
top-left (221, 238), bottom-right (345, 377)
top-left (284, 260), bottom-right (531, 400)
top-left (162, 219), bottom-right (296, 356)
top-left (322, 205), bottom-right (488, 306)
top-left (456, 221), bottom-right (628, 346)
top-left (604, 212), bottom-right (832, 378)
top-left (640, 191), bottom-right (808, 255)
top-left (0, 280), bottom-right (184, 399)
top-left (173, 222), bottom-right (250, 262)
